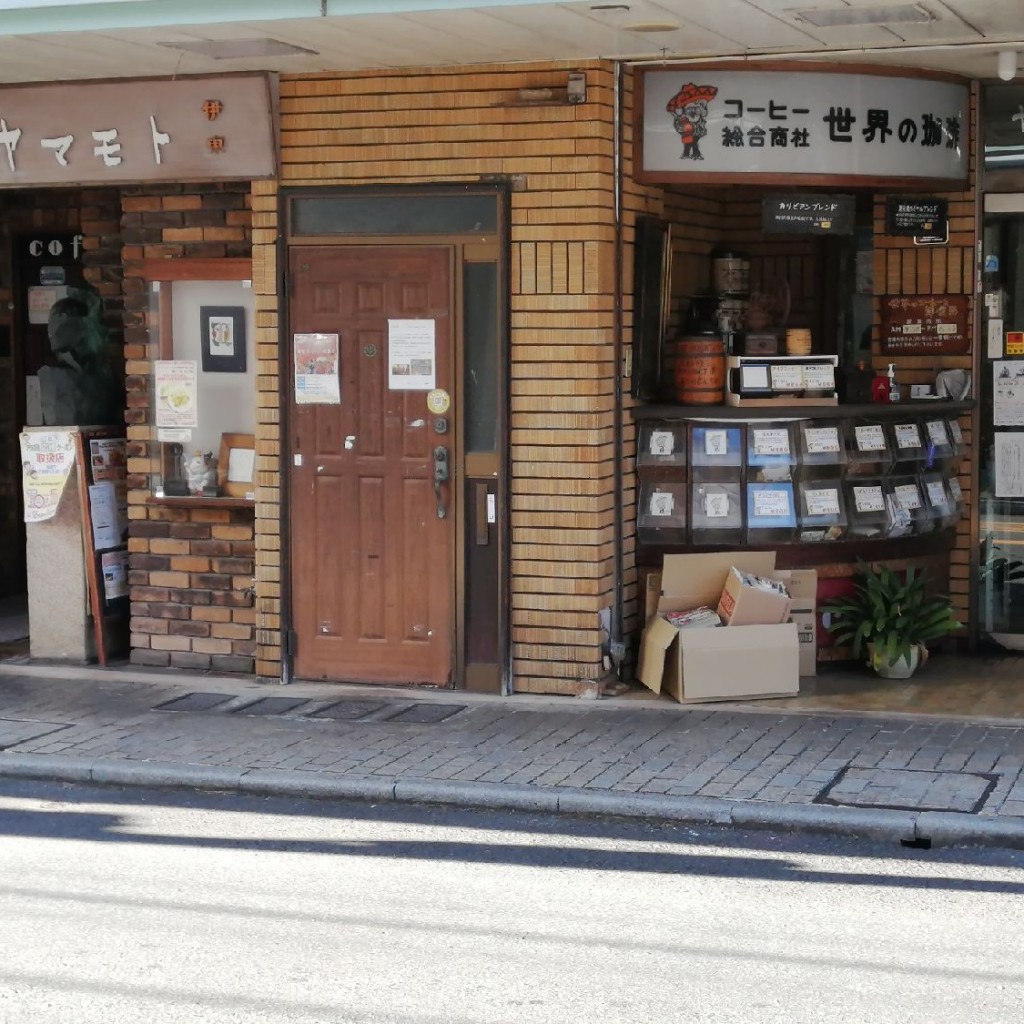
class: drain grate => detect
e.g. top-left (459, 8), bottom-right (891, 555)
top-left (232, 697), bottom-right (312, 717)
top-left (381, 702), bottom-right (467, 724)
top-left (816, 766), bottom-right (997, 814)
top-left (310, 700), bottom-right (387, 721)
top-left (153, 692), bottom-right (235, 713)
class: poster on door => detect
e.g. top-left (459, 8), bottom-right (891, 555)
top-left (994, 361), bottom-right (1024, 426)
top-left (388, 319), bottom-right (436, 391)
top-left (293, 333), bottom-right (340, 405)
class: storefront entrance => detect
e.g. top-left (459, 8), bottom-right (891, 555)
top-left (283, 187), bottom-right (507, 691)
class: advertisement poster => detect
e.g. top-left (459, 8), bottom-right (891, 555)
top-left (993, 361), bottom-right (1024, 426)
top-left (88, 481), bottom-right (123, 551)
top-left (388, 319), bottom-right (436, 391)
top-left (19, 429), bottom-right (76, 522)
top-left (100, 550), bottom-right (129, 602)
top-left (89, 438), bottom-right (126, 481)
top-left (154, 360), bottom-right (198, 428)
top-left (995, 433), bottom-right (1024, 497)
top-left (294, 333), bottom-right (341, 405)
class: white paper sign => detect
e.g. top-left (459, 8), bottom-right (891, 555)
top-left (995, 433), bottom-right (1024, 497)
top-left (740, 364), bottom-right (770, 390)
top-left (770, 364), bottom-right (804, 391)
top-left (894, 483), bottom-right (922, 510)
top-left (988, 317), bottom-right (1005, 359)
top-left (855, 425), bottom-right (886, 452)
top-left (388, 319), bottom-right (436, 391)
top-left (157, 428), bottom-right (192, 443)
top-left (649, 430), bottom-right (675, 456)
top-left (154, 360), bottom-right (198, 429)
top-left (805, 487), bottom-right (840, 516)
top-left (704, 491), bottom-right (730, 518)
top-left (993, 361), bottom-right (1024, 426)
top-left (925, 480), bottom-right (948, 508)
top-left (704, 429), bottom-right (728, 456)
top-left (101, 550), bottom-right (129, 601)
top-left (752, 488), bottom-right (791, 518)
top-left (894, 423), bottom-right (922, 450)
top-left (948, 420), bottom-right (963, 446)
top-left (89, 481), bottom-right (122, 551)
top-left (753, 428), bottom-right (790, 456)
top-left (853, 485), bottom-right (885, 513)
top-left (649, 491), bottom-right (675, 517)
top-left (926, 420), bottom-right (949, 448)
top-left (804, 426), bottom-right (841, 454)
top-left (802, 364), bottom-right (836, 391)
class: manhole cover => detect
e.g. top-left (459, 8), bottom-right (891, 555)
top-left (231, 698), bottom-right (311, 717)
top-left (0, 719), bottom-right (69, 750)
top-left (309, 700), bottom-right (387, 721)
top-left (154, 692), bottom-right (235, 713)
top-left (817, 766), bottom-right (997, 814)
top-left (381, 703), bottom-right (466, 724)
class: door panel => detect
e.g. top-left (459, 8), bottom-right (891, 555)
top-left (289, 245), bottom-right (453, 684)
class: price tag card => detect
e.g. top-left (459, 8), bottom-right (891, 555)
top-left (752, 428), bottom-right (790, 456)
top-left (926, 420), bottom-right (949, 448)
top-left (801, 363), bottom-right (836, 391)
top-left (804, 426), bottom-right (841, 454)
top-left (805, 487), bottom-right (841, 516)
top-left (949, 420), bottom-right (964, 446)
top-left (894, 483), bottom-right (922, 510)
top-left (752, 487), bottom-right (792, 518)
top-left (854, 485), bottom-right (885, 513)
top-left (649, 491), bottom-right (675, 517)
top-left (948, 477), bottom-right (963, 502)
top-left (925, 480), bottom-right (948, 507)
top-left (704, 429), bottom-right (728, 456)
top-left (855, 425), bottom-right (886, 452)
top-left (770, 364), bottom-right (804, 391)
top-left (649, 430), bottom-right (675, 456)
top-left (704, 491), bottom-right (730, 518)
top-left (894, 423), bottom-right (922, 450)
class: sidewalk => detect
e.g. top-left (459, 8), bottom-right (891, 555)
top-left (2, 660), bottom-right (1024, 849)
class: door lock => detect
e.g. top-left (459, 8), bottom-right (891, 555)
top-left (433, 446), bottom-right (449, 519)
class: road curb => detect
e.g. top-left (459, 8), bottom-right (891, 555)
top-left (3, 752), bottom-right (1024, 849)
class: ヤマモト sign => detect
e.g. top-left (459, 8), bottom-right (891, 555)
top-left (0, 73), bottom-right (276, 188)
top-left (637, 66), bottom-right (969, 187)
top-left (880, 295), bottom-right (970, 355)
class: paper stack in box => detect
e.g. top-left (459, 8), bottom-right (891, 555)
top-left (717, 566), bottom-right (792, 626)
top-left (665, 606), bottom-right (722, 630)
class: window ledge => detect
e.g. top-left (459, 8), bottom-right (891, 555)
top-left (149, 495), bottom-right (255, 510)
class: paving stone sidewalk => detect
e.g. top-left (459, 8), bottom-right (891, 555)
top-left (2, 664), bottom-right (1024, 847)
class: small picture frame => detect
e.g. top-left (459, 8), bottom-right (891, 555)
top-left (200, 305), bottom-right (246, 373)
top-left (217, 432), bottom-right (256, 498)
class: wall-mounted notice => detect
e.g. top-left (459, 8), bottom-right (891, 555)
top-left (994, 361), bottom-right (1024, 426)
top-left (880, 295), bottom-right (969, 355)
top-left (154, 360), bottom-right (198, 428)
top-left (388, 319), bottom-right (436, 391)
top-left (294, 333), bottom-right (341, 405)
top-left (995, 432), bottom-right (1024, 497)
top-left (100, 550), bottom-right (129, 601)
top-left (19, 428), bottom-right (76, 522)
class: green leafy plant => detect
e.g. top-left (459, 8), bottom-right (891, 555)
top-left (823, 564), bottom-right (960, 670)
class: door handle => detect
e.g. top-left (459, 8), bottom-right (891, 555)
top-left (433, 446), bottom-right (449, 519)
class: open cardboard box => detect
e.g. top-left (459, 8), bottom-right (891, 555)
top-left (637, 551), bottom-right (801, 703)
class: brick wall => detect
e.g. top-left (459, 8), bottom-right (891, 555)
top-left (121, 182), bottom-right (257, 673)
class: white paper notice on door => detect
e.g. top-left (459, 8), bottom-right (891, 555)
top-left (995, 432), bottom-right (1024, 497)
top-left (388, 319), bottom-right (436, 391)
top-left (993, 361), bottom-right (1024, 426)
top-left (294, 333), bottom-right (341, 405)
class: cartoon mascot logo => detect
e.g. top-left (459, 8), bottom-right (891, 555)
top-left (666, 83), bottom-right (719, 161)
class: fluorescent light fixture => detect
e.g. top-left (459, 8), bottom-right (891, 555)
top-left (997, 50), bottom-right (1018, 82)
top-left (623, 21), bottom-right (681, 33)
top-left (158, 38), bottom-right (318, 59)
top-left (790, 4), bottom-right (934, 28)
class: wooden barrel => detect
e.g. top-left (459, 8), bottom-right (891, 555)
top-left (671, 335), bottom-right (726, 405)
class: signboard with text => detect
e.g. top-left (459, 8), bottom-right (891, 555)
top-left (762, 194), bottom-right (855, 234)
top-left (884, 196), bottom-right (948, 236)
top-left (880, 295), bottom-right (969, 355)
top-left (638, 67), bottom-right (969, 185)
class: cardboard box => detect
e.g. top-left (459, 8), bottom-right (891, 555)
top-left (717, 566), bottom-right (792, 626)
top-left (637, 552), bottom-right (800, 703)
top-left (786, 568), bottom-right (818, 677)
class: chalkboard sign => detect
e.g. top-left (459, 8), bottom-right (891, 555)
top-left (762, 194), bottom-right (855, 235)
top-left (885, 196), bottom-right (948, 237)
top-left (74, 427), bottom-right (129, 666)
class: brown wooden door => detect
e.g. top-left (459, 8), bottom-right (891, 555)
top-left (289, 245), bottom-right (454, 684)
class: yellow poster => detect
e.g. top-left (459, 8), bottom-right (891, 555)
top-left (19, 429), bottom-right (77, 522)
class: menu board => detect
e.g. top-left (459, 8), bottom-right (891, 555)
top-left (762, 194), bottom-right (855, 235)
top-left (884, 196), bottom-right (948, 237)
top-left (880, 295), bottom-right (969, 355)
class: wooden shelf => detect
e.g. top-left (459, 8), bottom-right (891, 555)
top-left (150, 495), bottom-right (255, 510)
top-left (632, 400), bottom-right (974, 421)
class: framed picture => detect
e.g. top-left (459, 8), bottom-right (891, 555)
top-left (217, 432), bottom-right (255, 498)
top-left (200, 305), bottom-right (246, 373)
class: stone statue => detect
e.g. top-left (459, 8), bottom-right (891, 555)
top-left (38, 285), bottom-right (119, 427)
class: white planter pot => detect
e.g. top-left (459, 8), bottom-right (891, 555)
top-left (870, 644), bottom-right (920, 679)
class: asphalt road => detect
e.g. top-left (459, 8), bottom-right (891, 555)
top-left (0, 780), bottom-right (1022, 1024)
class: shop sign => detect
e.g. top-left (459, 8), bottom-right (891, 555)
top-left (762, 194), bottom-right (854, 234)
top-left (884, 196), bottom-right (948, 237)
top-left (638, 68), bottom-right (968, 184)
top-left (880, 295), bottom-right (969, 355)
top-left (0, 73), bottom-right (276, 188)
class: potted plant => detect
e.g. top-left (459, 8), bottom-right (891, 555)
top-left (823, 564), bottom-right (960, 679)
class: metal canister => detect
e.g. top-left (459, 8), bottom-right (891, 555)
top-left (711, 249), bottom-right (750, 295)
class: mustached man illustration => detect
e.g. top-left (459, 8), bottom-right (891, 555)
top-left (666, 83), bottom-right (718, 161)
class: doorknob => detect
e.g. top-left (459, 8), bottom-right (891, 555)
top-left (433, 446), bottom-right (449, 520)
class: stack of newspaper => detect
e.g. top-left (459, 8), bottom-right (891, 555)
top-left (665, 606), bottom-right (722, 629)
top-left (729, 567), bottom-right (789, 598)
